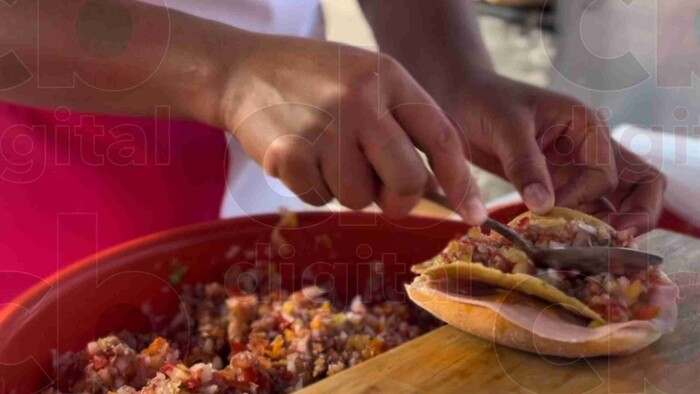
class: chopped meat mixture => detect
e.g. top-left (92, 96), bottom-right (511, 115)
top-left (431, 217), bottom-right (662, 323)
top-left (46, 269), bottom-right (438, 394)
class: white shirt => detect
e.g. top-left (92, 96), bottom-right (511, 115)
top-left (139, 0), bottom-right (324, 38)
top-left (141, 0), bottom-right (327, 216)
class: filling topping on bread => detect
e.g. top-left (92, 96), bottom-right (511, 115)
top-left (426, 215), bottom-right (663, 324)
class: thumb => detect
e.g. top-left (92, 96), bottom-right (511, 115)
top-left (497, 126), bottom-right (555, 214)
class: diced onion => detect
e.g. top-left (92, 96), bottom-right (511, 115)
top-left (548, 240), bottom-right (567, 249)
top-left (546, 268), bottom-right (563, 282)
top-left (577, 221), bottom-right (598, 234)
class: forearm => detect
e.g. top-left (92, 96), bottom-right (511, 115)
top-left (359, 0), bottom-right (492, 106)
top-left (0, 0), bottom-right (253, 127)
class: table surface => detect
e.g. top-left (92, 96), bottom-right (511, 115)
top-left (301, 211), bottom-right (700, 393)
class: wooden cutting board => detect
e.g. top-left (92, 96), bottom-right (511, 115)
top-left (301, 229), bottom-right (700, 393)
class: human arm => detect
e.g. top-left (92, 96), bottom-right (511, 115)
top-left (0, 0), bottom-right (487, 222)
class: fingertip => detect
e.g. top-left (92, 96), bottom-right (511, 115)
top-left (376, 188), bottom-right (421, 219)
top-left (457, 197), bottom-right (488, 226)
top-left (610, 207), bottom-right (657, 236)
top-left (522, 182), bottom-right (554, 215)
top-left (617, 227), bottom-right (639, 240)
top-left (615, 216), bottom-right (650, 236)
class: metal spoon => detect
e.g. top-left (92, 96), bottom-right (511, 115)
top-left (423, 191), bottom-right (663, 275)
top-left (482, 218), bottom-right (662, 275)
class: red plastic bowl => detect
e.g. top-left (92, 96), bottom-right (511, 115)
top-left (2, 204), bottom-right (695, 392)
top-left (0, 212), bottom-right (468, 392)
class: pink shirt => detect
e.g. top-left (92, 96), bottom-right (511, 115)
top-left (0, 103), bottom-right (228, 301)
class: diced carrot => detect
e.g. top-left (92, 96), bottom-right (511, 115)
top-left (141, 337), bottom-right (167, 356)
top-left (265, 335), bottom-right (285, 359)
top-left (310, 318), bottom-right (322, 330)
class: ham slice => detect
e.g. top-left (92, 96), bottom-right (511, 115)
top-left (426, 273), bottom-right (678, 343)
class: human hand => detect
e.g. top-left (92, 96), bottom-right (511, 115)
top-left (216, 33), bottom-right (486, 223)
top-left (442, 72), bottom-right (664, 232)
top-left (443, 72), bottom-right (617, 213)
top-left (577, 140), bottom-right (665, 236)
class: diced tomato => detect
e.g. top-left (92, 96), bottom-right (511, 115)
top-left (241, 366), bottom-right (258, 384)
top-left (184, 377), bottom-right (201, 389)
top-left (513, 217), bottom-right (530, 233)
top-left (91, 355), bottom-right (107, 370)
top-left (591, 302), bottom-right (628, 323)
top-left (230, 340), bottom-right (247, 354)
top-left (633, 305), bottom-right (660, 320)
